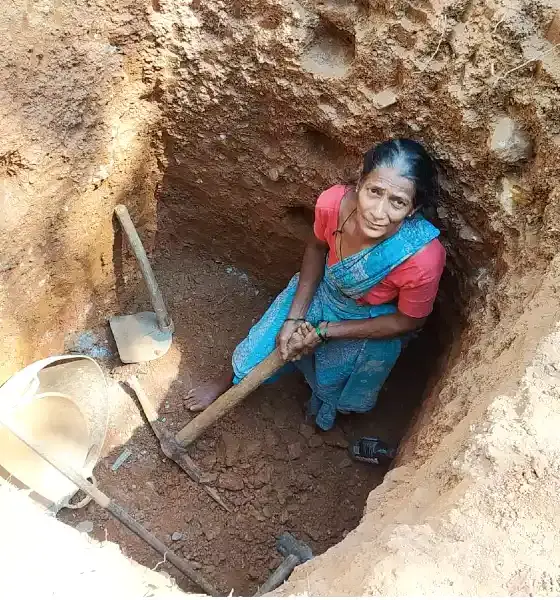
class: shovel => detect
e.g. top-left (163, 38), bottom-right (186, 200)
top-left (110, 205), bottom-right (174, 363)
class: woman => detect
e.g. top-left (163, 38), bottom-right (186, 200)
top-left (186, 139), bottom-right (446, 432)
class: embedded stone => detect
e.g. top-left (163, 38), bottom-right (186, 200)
top-left (288, 441), bottom-right (303, 460)
top-left (371, 88), bottom-right (398, 110)
top-left (489, 117), bottom-right (532, 164)
top-left (218, 472), bottom-right (244, 491)
top-left (497, 176), bottom-right (530, 216)
top-left (219, 432), bottom-right (240, 467)
top-left (459, 224), bottom-right (482, 243)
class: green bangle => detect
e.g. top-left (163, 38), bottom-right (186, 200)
top-left (315, 322), bottom-right (329, 342)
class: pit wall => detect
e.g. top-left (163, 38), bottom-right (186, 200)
top-left (0, 0), bottom-right (161, 383)
top-left (150, 0), bottom-right (560, 293)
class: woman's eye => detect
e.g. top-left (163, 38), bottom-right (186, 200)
top-left (392, 199), bottom-right (406, 209)
top-left (369, 187), bottom-right (381, 196)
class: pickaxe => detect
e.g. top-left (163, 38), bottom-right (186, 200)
top-left (126, 348), bottom-right (284, 510)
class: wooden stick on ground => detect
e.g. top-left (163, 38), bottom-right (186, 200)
top-left (254, 554), bottom-right (300, 596)
top-left (0, 415), bottom-right (219, 596)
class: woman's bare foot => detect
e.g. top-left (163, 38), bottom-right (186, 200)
top-left (184, 370), bottom-right (232, 411)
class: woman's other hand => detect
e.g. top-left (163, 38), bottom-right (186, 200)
top-left (295, 322), bottom-right (323, 357)
top-left (276, 320), bottom-right (303, 361)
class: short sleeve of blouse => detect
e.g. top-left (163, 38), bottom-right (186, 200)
top-left (396, 241), bottom-right (446, 318)
top-left (313, 185), bottom-right (346, 243)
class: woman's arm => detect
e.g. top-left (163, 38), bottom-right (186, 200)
top-left (277, 234), bottom-right (328, 361)
top-left (289, 312), bottom-right (425, 359)
top-left (287, 235), bottom-right (328, 319)
top-left (325, 312), bottom-right (425, 340)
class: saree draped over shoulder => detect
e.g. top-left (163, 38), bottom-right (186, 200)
top-left (232, 214), bottom-right (440, 430)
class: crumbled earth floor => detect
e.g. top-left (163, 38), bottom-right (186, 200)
top-left (59, 241), bottom-right (440, 595)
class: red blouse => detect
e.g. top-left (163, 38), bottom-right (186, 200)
top-left (313, 185), bottom-right (446, 318)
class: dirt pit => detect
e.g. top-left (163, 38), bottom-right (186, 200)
top-left (4, 0), bottom-right (560, 595)
top-left (59, 239), bottom-right (446, 595)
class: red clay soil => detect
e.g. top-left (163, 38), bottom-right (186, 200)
top-left (59, 241), bottom-right (438, 595)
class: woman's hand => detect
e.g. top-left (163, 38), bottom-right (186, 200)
top-left (284, 321), bottom-right (324, 361)
top-left (276, 320), bottom-right (304, 361)
top-left (276, 235), bottom-right (328, 359)
top-left (297, 322), bottom-right (323, 356)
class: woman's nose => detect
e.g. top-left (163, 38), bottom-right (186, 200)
top-left (371, 198), bottom-right (387, 219)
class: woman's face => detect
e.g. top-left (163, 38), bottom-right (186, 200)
top-left (355, 167), bottom-right (416, 240)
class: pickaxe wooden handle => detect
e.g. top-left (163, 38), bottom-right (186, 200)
top-left (175, 348), bottom-right (285, 446)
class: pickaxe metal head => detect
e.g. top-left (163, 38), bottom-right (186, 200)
top-left (276, 532), bottom-right (314, 563)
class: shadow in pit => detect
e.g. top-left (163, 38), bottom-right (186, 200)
top-left (338, 302), bottom-right (450, 448)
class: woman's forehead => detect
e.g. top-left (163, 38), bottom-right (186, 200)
top-left (364, 167), bottom-right (415, 196)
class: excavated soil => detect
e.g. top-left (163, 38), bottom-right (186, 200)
top-left (59, 240), bottom-right (442, 595)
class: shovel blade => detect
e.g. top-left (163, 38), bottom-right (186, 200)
top-left (109, 311), bottom-right (172, 364)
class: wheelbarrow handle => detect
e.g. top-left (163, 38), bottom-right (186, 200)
top-left (114, 205), bottom-right (174, 334)
top-left (175, 348), bottom-right (286, 446)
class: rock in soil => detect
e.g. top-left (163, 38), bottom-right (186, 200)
top-left (299, 423), bottom-right (315, 439)
top-left (204, 565), bottom-right (216, 574)
top-left (202, 523), bottom-right (220, 541)
top-left (275, 486), bottom-right (289, 505)
top-left (254, 465), bottom-right (273, 486)
top-left (218, 472), bottom-right (245, 491)
top-left (243, 440), bottom-right (263, 459)
top-left (308, 434), bottom-right (324, 448)
top-left (220, 432), bottom-right (241, 467)
top-left (200, 452), bottom-right (218, 469)
top-left (171, 531), bottom-right (183, 541)
top-left (288, 441), bottom-right (303, 460)
top-left (304, 526), bottom-right (321, 541)
top-left (323, 429), bottom-right (348, 448)
top-left (273, 448), bottom-right (288, 462)
top-left (489, 116), bottom-right (532, 163)
top-left (76, 520), bottom-right (94, 533)
top-left (199, 472), bottom-right (218, 484)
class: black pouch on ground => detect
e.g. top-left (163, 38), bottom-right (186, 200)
top-left (350, 437), bottom-right (397, 465)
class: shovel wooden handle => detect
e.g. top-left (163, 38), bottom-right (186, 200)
top-left (114, 204), bottom-right (173, 334)
top-left (175, 348), bottom-right (285, 446)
